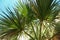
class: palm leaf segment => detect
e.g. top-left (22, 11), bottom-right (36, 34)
top-left (26, 0), bottom-right (60, 21)
top-left (0, 7), bottom-right (26, 40)
top-left (0, 1), bottom-right (36, 39)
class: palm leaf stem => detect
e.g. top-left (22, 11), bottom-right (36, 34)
top-left (39, 20), bottom-right (43, 40)
top-left (31, 23), bottom-right (38, 40)
top-left (24, 31), bottom-right (34, 40)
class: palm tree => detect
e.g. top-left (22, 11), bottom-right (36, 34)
top-left (0, 0), bottom-right (60, 40)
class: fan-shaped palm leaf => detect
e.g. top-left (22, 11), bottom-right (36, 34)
top-left (0, 0), bottom-right (60, 40)
top-left (0, 7), bottom-right (27, 40)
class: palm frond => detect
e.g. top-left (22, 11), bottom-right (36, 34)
top-left (0, 7), bottom-right (26, 40)
top-left (25, 0), bottom-right (60, 21)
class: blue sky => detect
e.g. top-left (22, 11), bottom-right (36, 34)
top-left (0, 0), bottom-right (17, 13)
top-left (0, 0), bottom-right (60, 13)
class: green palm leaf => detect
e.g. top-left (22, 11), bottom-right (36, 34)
top-left (0, 0), bottom-right (60, 40)
top-left (0, 7), bottom-right (26, 40)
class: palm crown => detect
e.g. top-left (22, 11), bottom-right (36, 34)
top-left (0, 0), bottom-right (60, 40)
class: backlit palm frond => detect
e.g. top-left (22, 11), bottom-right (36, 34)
top-left (17, 0), bottom-right (37, 24)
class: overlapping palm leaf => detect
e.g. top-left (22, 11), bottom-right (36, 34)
top-left (0, 0), bottom-right (60, 40)
top-left (0, 7), bottom-right (27, 40)
top-left (25, 0), bottom-right (60, 21)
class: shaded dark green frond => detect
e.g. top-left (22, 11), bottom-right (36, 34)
top-left (25, 5), bottom-right (37, 24)
top-left (55, 21), bottom-right (60, 33)
top-left (26, 0), bottom-right (60, 21)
